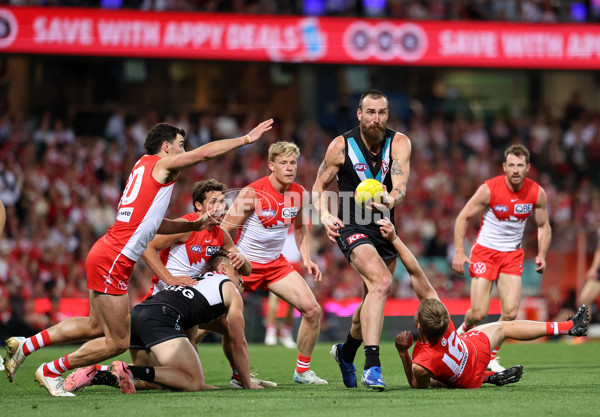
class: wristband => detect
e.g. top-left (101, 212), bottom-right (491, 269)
top-left (391, 235), bottom-right (399, 243)
top-left (320, 213), bottom-right (330, 224)
top-left (242, 135), bottom-right (251, 145)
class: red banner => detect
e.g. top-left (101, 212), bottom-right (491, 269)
top-left (1, 7), bottom-right (600, 69)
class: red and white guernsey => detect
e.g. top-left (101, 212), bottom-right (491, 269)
top-left (412, 321), bottom-right (484, 389)
top-left (148, 213), bottom-right (225, 296)
top-left (103, 155), bottom-right (176, 262)
top-left (236, 176), bottom-right (304, 264)
top-left (475, 175), bottom-right (540, 252)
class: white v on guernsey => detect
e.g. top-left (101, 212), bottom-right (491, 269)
top-left (475, 175), bottom-right (539, 252)
top-left (235, 176), bottom-right (304, 264)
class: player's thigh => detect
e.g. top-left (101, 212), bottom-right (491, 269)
top-left (473, 322), bottom-right (504, 350)
top-left (469, 277), bottom-right (494, 310)
top-left (89, 291), bottom-right (130, 342)
top-left (151, 337), bottom-right (202, 375)
top-left (496, 273), bottom-right (522, 312)
top-left (268, 271), bottom-right (318, 313)
top-left (131, 349), bottom-right (161, 367)
top-left (349, 244), bottom-right (393, 288)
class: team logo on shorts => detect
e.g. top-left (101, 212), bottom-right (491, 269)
top-left (117, 280), bottom-right (128, 291)
top-left (473, 262), bottom-right (487, 274)
top-left (347, 233), bottom-right (368, 244)
top-left (190, 245), bottom-right (203, 254)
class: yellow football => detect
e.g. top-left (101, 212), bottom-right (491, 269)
top-left (354, 179), bottom-right (385, 206)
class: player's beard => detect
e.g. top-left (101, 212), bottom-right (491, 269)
top-left (361, 122), bottom-right (386, 146)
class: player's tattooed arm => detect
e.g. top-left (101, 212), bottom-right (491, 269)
top-left (388, 134), bottom-right (411, 208)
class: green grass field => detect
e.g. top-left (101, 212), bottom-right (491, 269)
top-left (1, 341), bottom-right (599, 417)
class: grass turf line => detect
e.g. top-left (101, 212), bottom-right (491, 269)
top-left (1, 341), bottom-right (599, 417)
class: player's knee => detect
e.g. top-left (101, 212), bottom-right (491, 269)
top-left (501, 310), bottom-right (518, 321)
top-left (373, 276), bottom-right (392, 298)
top-left (188, 380), bottom-right (205, 392)
top-left (302, 301), bottom-right (321, 322)
top-left (470, 310), bottom-right (487, 323)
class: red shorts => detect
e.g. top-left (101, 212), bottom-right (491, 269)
top-left (469, 244), bottom-right (524, 281)
top-left (86, 238), bottom-right (136, 295)
top-left (461, 330), bottom-right (492, 388)
top-left (243, 255), bottom-right (296, 293)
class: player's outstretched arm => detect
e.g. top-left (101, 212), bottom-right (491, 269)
top-left (534, 187), bottom-right (552, 273)
top-left (312, 136), bottom-right (345, 243)
top-left (222, 229), bottom-right (251, 276)
top-left (451, 183), bottom-right (490, 275)
top-left (141, 232), bottom-right (197, 287)
top-left (377, 218), bottom-right (438, 301)
top-left (158, 119), bottom-right (273, 173)
top-left (223, 283), bottom-right (262, 389)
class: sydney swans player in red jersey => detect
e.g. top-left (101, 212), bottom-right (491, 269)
top-left (377, 218), bottom-right (587, 389)
top-left (141, 179), bottom-right (250, 298)
top-left (221, 141), bottom-right (327, 385)
top-left (4, 120), bottom-right (273, 396)
top-left (451, 144), bottom-right (552, 372)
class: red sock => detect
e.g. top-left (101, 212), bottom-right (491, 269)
top-left (23, 330), bottom-right (51, 356)
top-left (296, 354), bottom-right (311, 374)
top-left (43, 355), bottom-right (73, 378)
top-left (459, 322), bottom-right (473, 333)
top-left (490, 347), bottom-right (500, 360)
top-left (546, 321), bottom-right (573, 336)
top-left (96, 365), bottom-right (110, 371)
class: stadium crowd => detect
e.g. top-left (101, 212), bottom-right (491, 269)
top-left (0, 88), bottom-right (599, 340)
top-left (1, 0), bottom-right (596, 23)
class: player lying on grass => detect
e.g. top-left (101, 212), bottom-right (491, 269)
top-left (140, 178), bottom-right (275, 388)
top-left (65, 250), bottom-right (263, 393)
top-left (376, 218), bottom-right (588, 389)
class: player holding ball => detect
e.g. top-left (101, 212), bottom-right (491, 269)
top-left (312, 89), bottom-right (411, 390)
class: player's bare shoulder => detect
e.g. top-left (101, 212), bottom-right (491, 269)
top-left (326, 135), bottom-right (346, 167)
top-left (391, 131), bottom-right (412, 156)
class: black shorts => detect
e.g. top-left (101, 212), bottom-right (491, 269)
top-left (129, 304), bottom-right (187, 350)
top-left (336, 224), bottom-right (397, 261)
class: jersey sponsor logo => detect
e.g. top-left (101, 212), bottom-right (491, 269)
top-left (165, 285), bottom-right (196, 299)
top-left (190, 245), bottom-right (203, 254)
top-left (514, 203), bottom-right (532, 214)
top-left (473, 262), bottom-right (486, 274)
top-left (282, 207), bottom-right (299, 218)
top-left (206, 246), bottom-right (220, 256)
top-left (261, 209), bottom-right (276, 218)
top-left (346, 233), bottom-right (368, 244)
top-left (493, 205), bottom-right (508, 213)
top-left (116, 207), bottom-right (134, 223)
top-left (353, 163), bottom-right (368, 172)
top-left (381, 160), bottom-right (389, 174)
